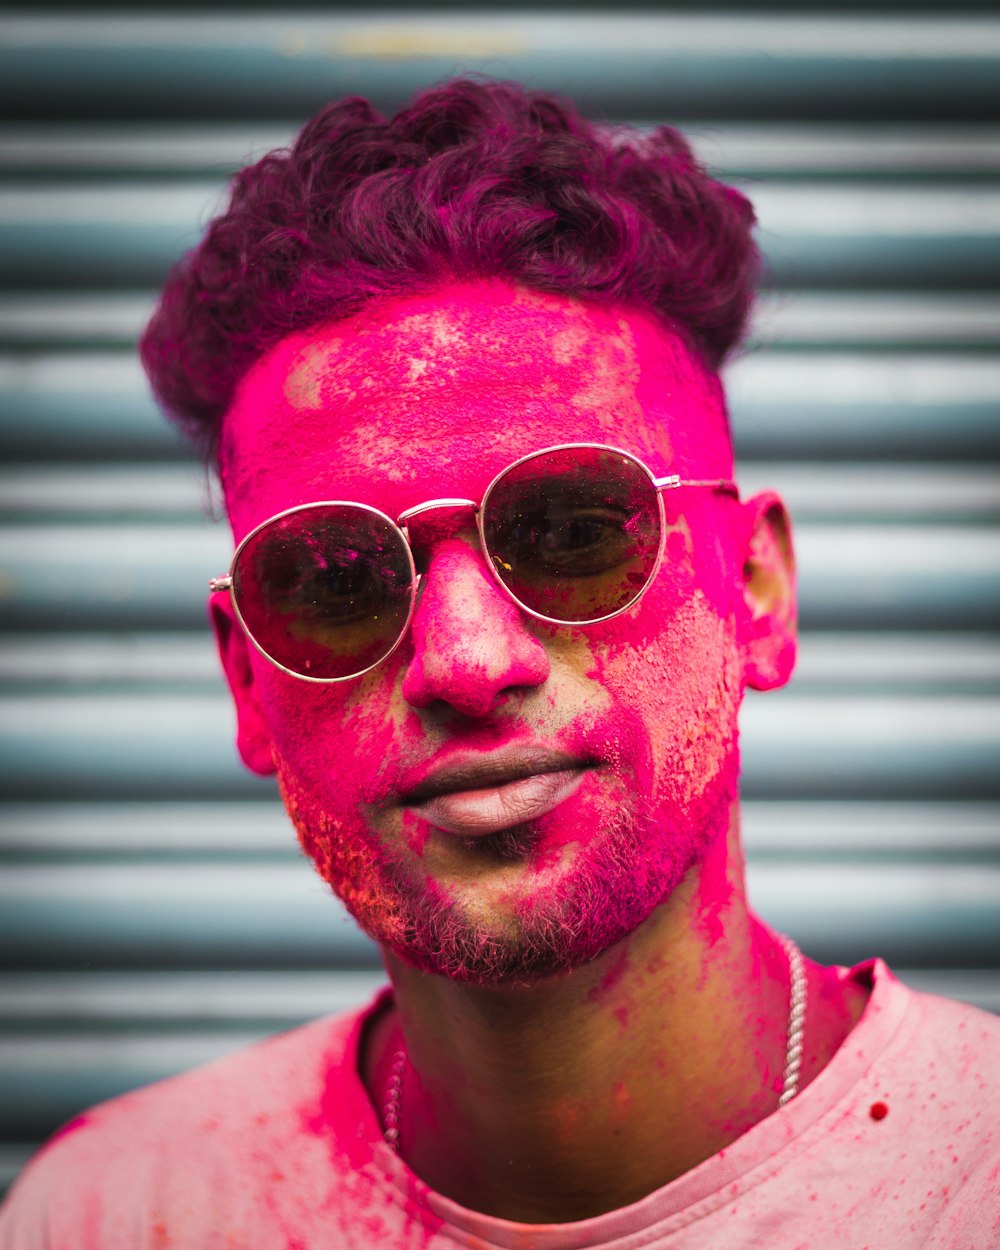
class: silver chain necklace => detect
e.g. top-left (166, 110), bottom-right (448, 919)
top-left (777, 933), bottom-right (807, 1107)
top-left (383, 934), bottom-right (807, 1153)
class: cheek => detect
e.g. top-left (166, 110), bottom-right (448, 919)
top-left (661, 504), bottom-right (738, 620)
top-left (590, 590), bottom-right (742, 811)
top-left (253, 660), bottom-right (406, 805)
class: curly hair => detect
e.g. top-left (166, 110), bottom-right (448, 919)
top-left (140, 78), bottom-right (759, 462)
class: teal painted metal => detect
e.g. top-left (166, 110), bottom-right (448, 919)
top-left (1, 15), bottom-right (999, 122)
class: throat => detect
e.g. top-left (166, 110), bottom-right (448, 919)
top-left (362, 901), bottom-right (808, 1222)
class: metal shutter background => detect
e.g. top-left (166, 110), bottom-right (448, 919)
top-left (1, 5), bottom-right (998, 1195)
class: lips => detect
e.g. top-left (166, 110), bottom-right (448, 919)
top-left (398, 747), bottom-right (590, 838)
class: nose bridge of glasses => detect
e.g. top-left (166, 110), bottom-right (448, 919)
top-left (397, 497), bottom-right (482, 560)
top-left (397, 497), bottom-right (480, 526)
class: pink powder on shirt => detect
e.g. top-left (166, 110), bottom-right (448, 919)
top-left (43, 1114), bottom-right (91, 1147)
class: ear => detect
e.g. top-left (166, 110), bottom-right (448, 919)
top-left (735, 492), bottom-right (797, 692)
top-left (210, 595), bottom-right (277, 776)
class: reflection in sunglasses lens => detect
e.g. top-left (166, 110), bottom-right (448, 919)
top-left (484, 448), bottom-right (660, 621)
top-left (233, 505), bottom-right (413, 679)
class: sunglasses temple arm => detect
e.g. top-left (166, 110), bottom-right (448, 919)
top-left (654, 476), bottom-right (740, 498)
top-left (209, 576), bottom-right (233, 592)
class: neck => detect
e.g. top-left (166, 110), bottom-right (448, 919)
top-left (363, 811), bottom-right (863, 1222)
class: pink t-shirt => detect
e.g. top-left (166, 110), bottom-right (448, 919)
top-left (1, 960), bottom-right (997, 1248)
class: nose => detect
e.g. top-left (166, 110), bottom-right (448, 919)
top-left (401, 537), bottom-right (550, 718)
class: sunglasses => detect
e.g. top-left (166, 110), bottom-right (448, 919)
top-left (210, 443), bottom-right (738, 683)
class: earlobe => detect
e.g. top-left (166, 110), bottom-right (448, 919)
top-left (209, 595), bottom-right (277, 776)
top-left (737, 492), bottom-right (797, 692)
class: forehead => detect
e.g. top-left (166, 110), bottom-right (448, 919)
top-left (220, 281), bottom-right (731, 534)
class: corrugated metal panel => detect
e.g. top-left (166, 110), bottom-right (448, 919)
top-left (1, 4), bottom-right (997, 1196)
top-left (2, 14), bottom-right (999, 122)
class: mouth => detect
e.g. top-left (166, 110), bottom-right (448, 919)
top-left (399, 748), bottom-right (591, 838)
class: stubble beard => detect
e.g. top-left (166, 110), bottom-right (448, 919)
top-left (278, 752), bottom-right (739, 987)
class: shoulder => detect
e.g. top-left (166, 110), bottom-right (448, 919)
top-left (900, 975), bottom-right (1000, 1135)
top-left (864, 968), bottom-right (1000, 1187)
top-left (894, 974), bottom-right (1000, 1082)
top-left (846, 958), bottom-right (1000, 1076)
top-left (861, 962), bottom-right (1000, 1109)
top-left (0, 1002), bottom-right (385, 1250)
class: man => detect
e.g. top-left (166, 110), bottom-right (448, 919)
top-left (2, 79), bottom-right (997, 1247)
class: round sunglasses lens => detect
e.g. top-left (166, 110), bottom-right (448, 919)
top-left (232, 506), bottom-right (414, 679)
top-left (482, 447), bottom-right (661, 623)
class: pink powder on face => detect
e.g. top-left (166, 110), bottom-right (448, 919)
top-left (279, 702), bottom-right (735, 984)
top-left (220, 281), bottom-right (734, 525)
top-left (586, 941), bottom-right (630, 1003)
top-left (401, 538), bottom-right (551, 717)
top-left (611, 1081), bottom-right (633, 1127)
top-left (221, 281), bottom-right (750, 983)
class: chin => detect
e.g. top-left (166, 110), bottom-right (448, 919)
top-left (279, 754), bottom-right (739, 987)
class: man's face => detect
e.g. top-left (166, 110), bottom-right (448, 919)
top-left (218, 281), bottom-right (752, 983)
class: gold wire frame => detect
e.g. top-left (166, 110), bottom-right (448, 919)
top-left (209, 442), bottom-right (738, 682)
